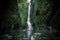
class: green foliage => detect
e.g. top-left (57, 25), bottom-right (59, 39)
top-left (17, 0), bottom-right (53, 40)
top-left (31, 0), bottom-right (52, 28)
top-left (7, 15), bottom-right (19, 23)
top-left (18, 0), bottom-right (28, 27)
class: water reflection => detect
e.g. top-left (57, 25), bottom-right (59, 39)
top-left (3, 34), bottom-right (13, 40)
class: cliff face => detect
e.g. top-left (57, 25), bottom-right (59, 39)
top-left (0, 0), bottom-right (60, 40)
top-left (18, 0), bottom-right (60, 40)
top-left (18, 0), bottom-right (52, 28)
top-left (18, 0), bottom-right (52, 40)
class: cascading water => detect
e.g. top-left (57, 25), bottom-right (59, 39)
top-left (27, 0), bottom-right (34, 40)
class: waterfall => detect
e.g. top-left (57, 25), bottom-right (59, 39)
top-left (31, 36), bottom-right (35, 40)
top-left (27, 0), bottom-right (33, 40)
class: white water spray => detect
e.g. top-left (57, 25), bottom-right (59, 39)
top-left (27, 0), bottom-right (33, 39)
top-left (31, 36), bottom-right (35, 40)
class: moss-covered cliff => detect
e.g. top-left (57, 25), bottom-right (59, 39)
top-left (18, 0), bottom-right (52, 29)
top-left (17, 0), bottom-right (53, 40)
top-left (18, 0), bottom-right (28, 28)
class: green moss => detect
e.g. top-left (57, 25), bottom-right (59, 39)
top-left (18, 0), bottom-right (28, 27)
